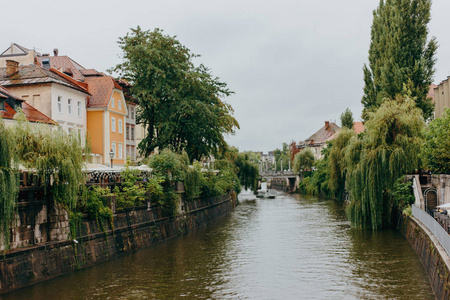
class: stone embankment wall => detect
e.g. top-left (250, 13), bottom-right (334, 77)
top-left (399, 214), bottom-right (450, 300)
top-left (0, 191), bottom-right (237, 294)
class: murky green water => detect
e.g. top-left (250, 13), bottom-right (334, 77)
top-left (1, 192), bottom-right (434, 299)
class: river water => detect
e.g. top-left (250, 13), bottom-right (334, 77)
top-left (1, 191), bottom-right (434, 299)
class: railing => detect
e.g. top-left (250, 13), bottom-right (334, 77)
top-left (261, 171), bottom-right (296, 177)
top-left (412, 205), bottom-right (450, 257)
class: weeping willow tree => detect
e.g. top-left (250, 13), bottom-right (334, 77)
top-left (293, 148), bottom-right (314, 176)
top-left (12, 114), bottom-right (88, 211)
top-left (328, 129), bottom-right (356, 200)
top-left (234, 152), bottom-right (259, 192)
top-left (0, 119), bottom-right (19, 248)
top-left (345, 94), bottom-right (425, 229)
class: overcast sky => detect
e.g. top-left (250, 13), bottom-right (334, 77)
top-left (2, 0), bottom-right (449, 152)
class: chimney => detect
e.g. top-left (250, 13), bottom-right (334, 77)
top-left (325, 121), bottom-right (330, 129)
top-left (53, 48), bottom-right (59, 56)
top-left (6, 60), bottom-right (19, 77)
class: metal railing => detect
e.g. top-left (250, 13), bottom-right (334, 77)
top-left (412, 205), bottom-right (450, 257)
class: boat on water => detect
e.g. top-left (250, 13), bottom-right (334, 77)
top-left (256, 189), bottom-right (277, 199)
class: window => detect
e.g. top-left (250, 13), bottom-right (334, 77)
top-left (118, 100), bottom-right (122, 110)
top-left (131, 107), bottom-right (135, 119)
top-left (58, 96), bottom-right (62, 113)
top-left (68, 99), bottom-right (72, 115)
top-left (126, 126), bottom-right (130, 139)
top-left (0, 100), bottom-right (5, 110)
top-left (118, 144), bottom-right (123, 159)
top-left (131, 127), bottom-right (135, 140)
top-left (111, 117), bottom-right (116, 132)
top-left (77, 128), bottom-right (82, 143)
top-left (111, 143), bottom-right (116, 159)
top-left (131, 147), bottom-right (135, 159)
top-left (127, 106), bottom-right (130, 118)
top-left (77, 101), bottom-right (81, 117)
top-left (111, 98), bottom-right (115, 108)
top-left (118, 119), bottom-right (123, 134)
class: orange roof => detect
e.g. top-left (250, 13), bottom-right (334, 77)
top-left (353, 121), bottom-right (364, 134)
top-left (0, 85), bottom-right (56, 124)
top-left (85, 76), bottom-right (122, 108)
top-left (36, 55), bottom-right (86, 81)
top-left (50, 68), bottom-right (89, 94)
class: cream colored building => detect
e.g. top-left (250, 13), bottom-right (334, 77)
top-left (0, 43), bottom-right (38, 67)
top-left (0, 62), bottom-right (89, 145)
top-left (434, 79), bottom-right (450, 118)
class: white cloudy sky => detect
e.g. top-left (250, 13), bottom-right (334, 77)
top-left (2, 0), bottom-right (449, 152)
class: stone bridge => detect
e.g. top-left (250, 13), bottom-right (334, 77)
top-left (260, 171), bottom-right (299, 192)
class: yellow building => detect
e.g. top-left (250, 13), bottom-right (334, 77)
top-left (85, 76), bottom-right (127, 166)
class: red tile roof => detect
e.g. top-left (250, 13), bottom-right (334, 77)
top-left (353, 121), bottom-right (364, 134)
top-left (85, 76), bottom-right (122, 108)
top-left (36, 55), bottom-right (86, 81)
top-left (0, 85), bottom-right (56, 124)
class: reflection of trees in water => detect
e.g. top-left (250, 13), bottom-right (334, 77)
top-left (347, 229), bottom-right (434, 299)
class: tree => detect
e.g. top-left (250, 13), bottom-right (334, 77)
top-left (328, 128), bottom-right (356, 200)
top-left (293, 148), bottom-right (315, 175)
top-left (422, 108), bottom-right (450, 173)
top-left (114, 27), bottom-right (239, 161)
top-left (361, 0), bottom-right (437, 121)
top-left (340, 108), bottom-right (354, 129)
top-left (346, 94), bottom-right (425, 229)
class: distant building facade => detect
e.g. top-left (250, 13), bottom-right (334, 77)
top-left (433, 80), bottom-right (450, 118)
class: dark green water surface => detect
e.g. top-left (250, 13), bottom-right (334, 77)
top-left (1, 192), bottom-right (434, 299)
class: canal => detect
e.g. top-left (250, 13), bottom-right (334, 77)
top-left (1, 191), bottom-right (434, 299)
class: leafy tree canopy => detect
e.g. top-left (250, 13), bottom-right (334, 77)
top-left (421, 108), bottom-right (450, 173)
top-left (340, 108), bottom-right (354, 129)
top-left (346, 94), bottom-right (425, 229)
top-left (362, 0), bottom-right (437, 121)
top-left (293, 148), bottom-right (315, 174)
top-left (113, 27), bottom-right (239, 161)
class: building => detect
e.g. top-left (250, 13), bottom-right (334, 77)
top-left (0, 43), bottom-right (38, 68)
top-left (0, 61), bottom-right (89, 142)
top-left (433, 81), bottom-right (450, 119)
top-left (85, 75), bottom-right (127, 166)
top-left (297, 121), bottom-right (341, 160)
top-left (118, 79), bottom-right (138, 162)
top-left (0, 85), bottom-right (55, 126)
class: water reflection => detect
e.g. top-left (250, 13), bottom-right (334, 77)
top-left (0, 192), bottom-right (433, 299)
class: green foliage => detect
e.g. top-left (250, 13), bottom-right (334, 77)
top-left (0, 119), bottom-right (19, 248)
top-left (362, 0), bottom-right (437, 121)
top-left (421, 108), bottom-right (450, 173)
top-left (114, 27), bottom-right (239, 161)
top-left (391, 176), bottom-right (415, 212)
top-left (85, 186), bottom-right (113, 231)
top-left (293, 148), bottom-right (315, 174)
top-left (114, 166), bottom-right (147, 210)
top-left (346, 95), bottom-right (425, 229)
top-left (340, 108), bottom-right (354, 129)
top-left (328, 129), bottom-right (356, 200)
top-left (184, 162), bottom-right (203, 201)
top-left (149, 148), bottom-right (184, 182)
top-left (234, 152), bottom-right (259, 192)
top-left (11, 114), bottom-right (87, 211)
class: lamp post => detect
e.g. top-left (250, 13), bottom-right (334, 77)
top-left (109, 149), bottom-right (114, 169)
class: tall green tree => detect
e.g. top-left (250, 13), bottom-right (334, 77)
top-left (362, 0), bottom-right (437, 121)
top-left (346, 95), bottom-right (425, 229)
top-left (114, 27), bottom-right (239, 161)
top-left (340, 108), bottom-right (354, 129)
top-left (421, 108), bottom-right (450, 173)
top-left (293, 148), bottom-right (315, 176)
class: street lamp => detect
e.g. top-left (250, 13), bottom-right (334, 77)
top-left (109, 149), bottom-right (114, 168)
